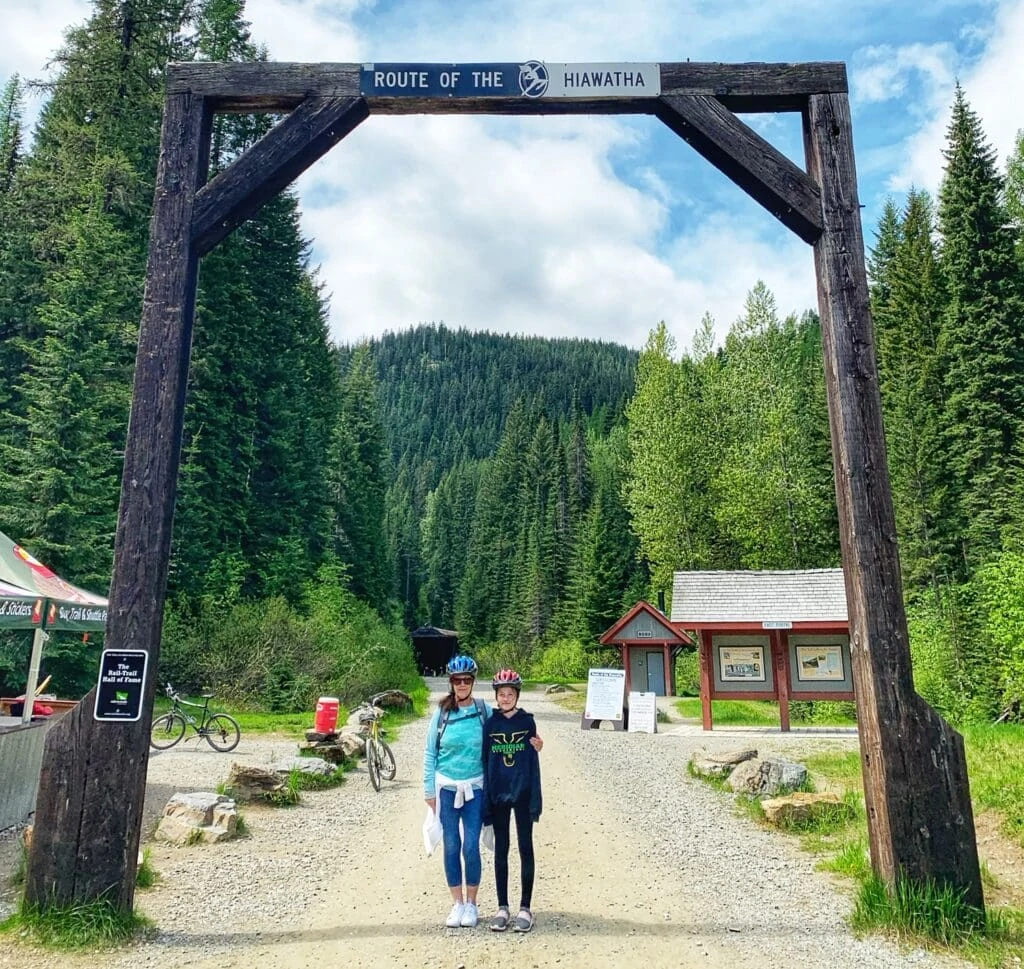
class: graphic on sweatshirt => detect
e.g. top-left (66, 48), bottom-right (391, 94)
top-left (489, 729), bottom-right (529, 766)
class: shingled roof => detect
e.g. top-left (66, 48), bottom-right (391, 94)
top-left (671, 569), bottom-right (847, 625)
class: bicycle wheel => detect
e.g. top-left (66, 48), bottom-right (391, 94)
top-left (150, 713), bottom-right (186, 750)
top-left (366, 738), bottom-right (382, 792)
top-left (203, 714), bottom-right (241, 752)
top-left (378, 739), bottom-right (396, 781)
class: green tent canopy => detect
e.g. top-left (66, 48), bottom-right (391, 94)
top-left (0, 531), bottom-right (109, 723)
top-left (0, 531), bottom-right (108, 631)
top-left (0, 579), bottom-right (41, 630)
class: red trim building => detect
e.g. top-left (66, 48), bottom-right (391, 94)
top-left (671, 569), bottom-right (851, 731)
top-left (598, 600), bottom-right (694, 698)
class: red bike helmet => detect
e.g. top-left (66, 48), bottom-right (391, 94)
top-left (492, 668), bottom-right (523, 692)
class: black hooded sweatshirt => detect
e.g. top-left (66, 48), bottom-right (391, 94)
top-left (482, 707), bottom-right (543, 822)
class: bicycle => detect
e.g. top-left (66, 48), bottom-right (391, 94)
top-left (357, 693), bottom-right (396, 791)
top-left (150, 683), bottom-right (241, 752)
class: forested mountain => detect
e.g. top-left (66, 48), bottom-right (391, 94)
top-left (358, 324), bottom-right (639, 637)
top-left (363, 324), bottom-right (636, 478)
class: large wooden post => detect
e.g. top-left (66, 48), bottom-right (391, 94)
top-left (25, 91), bottom-right (211, 911)
top-left (804, 92), bottom-right (983, 908)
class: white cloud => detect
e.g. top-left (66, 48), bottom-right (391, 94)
top-left (298, 114), bottom-right (679, 349)
top-left (852, 42), bottom-right (956, 105)
top-left (0, 0), bottom-right (89, 82)
top-left (889, 0), bottom-right (1024, 194)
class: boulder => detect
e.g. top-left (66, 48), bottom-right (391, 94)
top-left (155, 792), bottom-right (238, 844)
top-left (690, 748), bottom-right (758, 778)
top-left (726, 758), bottom-right (808, 797)
top-left (298, 739), bottom-right (350, 764)
top-left (225, 763), bottom-right (288, 802)
top-left (338, 730), bottom-right (366, 756)
top-left (271, 756), bottom-right (336, 777)
top-left (761, 792), bottom-right (853, 827)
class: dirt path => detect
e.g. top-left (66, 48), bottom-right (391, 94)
top-left (1, 686), bottom-right (974, 969)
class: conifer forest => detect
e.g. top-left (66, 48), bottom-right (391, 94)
top-left (2, 2), bottom-right (1024, 725)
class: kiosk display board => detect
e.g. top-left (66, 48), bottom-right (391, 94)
top-left (719, 645), bottom-right (766, 682)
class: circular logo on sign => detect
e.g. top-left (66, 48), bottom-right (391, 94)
top-left (519, 60), bottom-right (549, 98)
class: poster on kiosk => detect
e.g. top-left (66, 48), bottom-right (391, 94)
top-left (582, 668), bottom-right (625, 730)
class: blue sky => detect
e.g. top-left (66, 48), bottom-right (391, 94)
top-left (4, 0), bottom-right (1024, 351)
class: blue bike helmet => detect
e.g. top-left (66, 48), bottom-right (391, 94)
top-left (446, 654), bottom-right (478, 677)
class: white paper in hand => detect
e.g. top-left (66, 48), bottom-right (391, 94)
top-left (481, 824), bottom-right (495, 853)
top-left (422, 807), bottom-right (442, 856)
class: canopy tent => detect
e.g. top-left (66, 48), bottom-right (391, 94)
top-left (0, 531), bottom-right (108, 722)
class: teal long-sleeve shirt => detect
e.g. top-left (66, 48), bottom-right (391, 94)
top-left (423, 700), bottom-right (492, 798)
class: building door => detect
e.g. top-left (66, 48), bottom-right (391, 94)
top-left (646, 650), bottom-right (666, 696)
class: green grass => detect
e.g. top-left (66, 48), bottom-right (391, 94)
top-left (135, 849), bottom-right (157, 889)
top-left (672, 697), bottom-right (858, 727)
top-left (0, 897), bottom-right (153, 949)
top-left (673, 697), bottom-right (781, 725)
top-left (852, 874), bottom-right (999, 949)
top-left (289, 765), bottom-right (347, 791)
top-left (801, 750), bottom-right (863, 786)
top-left (962, 723), bottom-right (1024, 845)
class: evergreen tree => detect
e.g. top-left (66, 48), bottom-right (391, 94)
top-left (936, 86), bottom-right (1024, 572)
top-left (333, 344), bottom-right (393, 610)
top-left (2, 0), bottom-right (194, 581)
top-left (871, 190), bottom-right (947, 590)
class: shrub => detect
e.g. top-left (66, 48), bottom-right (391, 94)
top-left (529, 638), bottom-right (590, 681)
top-left (159, 566), bottom-right (419, 709)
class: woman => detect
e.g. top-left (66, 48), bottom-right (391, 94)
top-left (423, 655), bottom-right (542, 929)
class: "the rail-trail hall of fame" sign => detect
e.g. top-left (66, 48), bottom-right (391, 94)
top-left (361, 61), bottom-right (661, 99)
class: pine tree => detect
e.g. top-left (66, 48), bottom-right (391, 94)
top-left (936, 86), bottom-right (1024, 572)
top-left (3, 0), bottom-right (194, 580)
top-left (333, 344), bottom-right (393, 610)
top-left (871, 190), bottom-right (947, 590)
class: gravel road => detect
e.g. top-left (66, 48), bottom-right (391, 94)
top-left (0, 684), bottom-right (970, 969)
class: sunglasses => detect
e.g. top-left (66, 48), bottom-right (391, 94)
top-left (450, 676), bottom-right (475, 686)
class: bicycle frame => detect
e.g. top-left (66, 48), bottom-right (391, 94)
top-left (171, 694), bottom-right (216, 734)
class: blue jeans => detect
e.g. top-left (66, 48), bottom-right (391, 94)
top-left (439, 786), bottom-right (483, 889)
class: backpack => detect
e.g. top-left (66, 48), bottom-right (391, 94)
top-left (435, 697), bottom-right (487, 754)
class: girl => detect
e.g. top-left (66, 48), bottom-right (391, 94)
top-left (482, 668), bottom-right (542, 933)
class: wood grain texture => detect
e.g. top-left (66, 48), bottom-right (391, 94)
top-left (192, 96), bottom-right (369, 255)
top-left (26, 92), bottom-right (211, 911)
top-left (657, 94), bottom-right (823, 243)
top-left (165, 60), bottom-right (845, 115)
top-left (804, 92), bottom-right (983, 910)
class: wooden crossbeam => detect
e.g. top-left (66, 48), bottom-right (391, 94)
top-left (656, 94), bottom-right (823, 243)
top-left (166, 61), bottom-right (845, 115)
top-left (660, 62), bottom-right (846, 112)
top-left (192, 96), bottom-right (369, 256)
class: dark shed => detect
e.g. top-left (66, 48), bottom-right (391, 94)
top-left (410, 626), bottom-right (459, 676)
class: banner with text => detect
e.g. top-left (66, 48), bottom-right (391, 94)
top-left (362, 61), bottom-right (660, 99)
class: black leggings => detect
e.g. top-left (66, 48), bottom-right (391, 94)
top-left (491, 799), bottom-right (535, 910)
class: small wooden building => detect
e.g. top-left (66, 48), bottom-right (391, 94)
top-left (410, 626), bottom-right (459, 676)
top-left (599, 601), bottom-right (694, 697)
top-left (671, 568), bottom-right (851, 731)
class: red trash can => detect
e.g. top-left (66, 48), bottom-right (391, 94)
top-left (314, 696), bottom-right (339, 734)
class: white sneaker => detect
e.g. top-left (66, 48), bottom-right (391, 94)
top-left (445, 902), bottom-right (465, 928)
top-left (460, 901), bottom-right (479, 927)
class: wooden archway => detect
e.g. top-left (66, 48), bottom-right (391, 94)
top-left (26, 60), bottom-right (983, 914)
